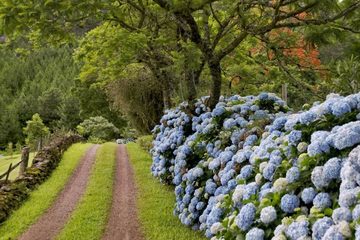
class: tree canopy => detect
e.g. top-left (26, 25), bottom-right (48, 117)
top-left (0, 0), bottom-right (359, 136)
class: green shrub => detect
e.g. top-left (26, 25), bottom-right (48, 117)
top-left (77, 116), bottom-right (119, 141)
top-left (137, 135), bottom-right (153, 152)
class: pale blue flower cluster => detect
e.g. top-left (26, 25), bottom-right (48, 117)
top-left (150, 92), bottom-right (360, 239)
top-left (281, 194), bottom-right (300, 213)
top-left (245, 227), bottom-right (264, 240)
top-left (236, 203), bottom-right (256, 231)
top-left (286, 220), bottom-right (309, 240)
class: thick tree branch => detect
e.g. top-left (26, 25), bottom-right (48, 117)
top-left (210, 3), bottom-right (222, 27)
top-left (215, 32), bottom-right (248, 61)
top-left (277, 0), bottom-right (319, 22)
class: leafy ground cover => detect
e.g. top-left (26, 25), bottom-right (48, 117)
top-left (0, 143), bottom-right (92, 239)
top-left (127, 142), bottom-right (206, 240)
top-left (56, 143), bottom-right (117, 240)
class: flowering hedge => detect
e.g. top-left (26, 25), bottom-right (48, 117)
top-left (151, 92), bottom-right (360, 240)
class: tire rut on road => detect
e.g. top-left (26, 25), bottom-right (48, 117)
top-left (102, 144), bottom-right (144, 240)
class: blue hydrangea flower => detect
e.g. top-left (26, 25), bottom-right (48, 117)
top-left (250, 105), bottom-right (259, 111)
top-left (323, 158), bottom-right (342, 181)
top-left (352, 204), bottom-right (360, 221)
top-left (331, 101), bottom-right (351, 117)
top-left (260, 206), bottom-right (277, 224)
top-left (236, 203), bottom-right (256, 231)
top-left (259, 92), bottom-right (269, 100)
top-left (299, 111), bottom-right (317, 125)
top-left (196, 202), bottom-right (206, 210)
top-left (339, 190), bottom-right (357, 208)
top-left (332, 207), bottom-right (352, 223)
top-left (239, 165), bottom-right (253, 180)
top-left (288, 130), bottom-right (302, 145)
top-left (245, 227), bottom-right (265, 240)
top-left (280, 194), bottom-right (300, 213)
top-left (272, 116), bottom-right (287, 130)
top-left (212, 106), bottom-right (226, 117)
top-left (286, 167), bottom-right (300, 183)
top-left (301, 187), bottom-right (317, 204)
top-left (311, 166), bottom-right (328, 189)
top-left (205, 180), bottom-right (217, 194)
top-left (223, 118), bottom-right (236, 129)
top-left (244, 135), bottom-right (258, 146)
top-left (263, 163), bottom-right (277, 180)
top-left (286, 220), bottom-right (309, 240)
top-left (313, 193), bottom-right (332, 210)
top-left (322, 225), bottom-right (344, 240)
top-left (243, 183), bottom-right (258, 200)
top-left (312, 217), bottom-right (334, 240)
top-left (334, 129), bottom-right (360, 150)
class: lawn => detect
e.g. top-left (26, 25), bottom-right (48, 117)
top-left (56, 142), bottom-right (117, 240)
top-left (0, 152), bottom-right (36, 180)
top-left (0, 143), bottom-right (92, 239)
top-left (126, 142), bottom-right (207, 240)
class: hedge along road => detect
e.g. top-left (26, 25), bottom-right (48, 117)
top-left (18, 144), bottom-right (100, 240)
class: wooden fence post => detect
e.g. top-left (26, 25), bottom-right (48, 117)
top-left (5, 163), bottom-right (12, 182)
top-left (19, 147), bottom-right (30, 177)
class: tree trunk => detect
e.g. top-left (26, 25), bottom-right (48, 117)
top-left (184, 57), bottom-right (205, 102)
top-left (184, 66), bottom-right (197, 102)
top-left (162, 88), bottom-right (172, 110)
top-left (144, 61), bottom-right (173, 110)
top-left (208, 60), bottom-right (222, 109)
top-left (160, 70), bottom-right (173, 110)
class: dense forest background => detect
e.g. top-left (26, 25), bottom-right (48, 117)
top-left (0, 0), bottom-right (359, 147)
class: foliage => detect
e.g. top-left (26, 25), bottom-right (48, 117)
top-left (6, 142), bottom-right (13, 156)
top-left (328, 55), bottom-right (360, 95)
top-left (0, 47), bottom-right (126, 146)
top-left (23, 113), bottom-right (49, 149)
top-left (137, 135), bottom-right (153, 152)
top-left (151, 92), bottom-right (360, 239)
top-left (77, 116), bottom-right (119, 141)
top-left (0, 0), bottom-right (358, 128)
top-left (106, 64), bottom-right (164, 134)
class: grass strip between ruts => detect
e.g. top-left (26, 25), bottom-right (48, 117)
top-left (126, 142), bottom-right (207, 240)
top-left (0, 143), bottom-right (92, 239)
top-left (56, 142), bottom-right (117, 240)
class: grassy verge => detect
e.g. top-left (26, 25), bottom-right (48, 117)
top-left (0, 143), bottom-right (92, 239)
top-left (0, 152), bottom-right (36, 180)
top-left (126, 142), bottom-right (207, 240)
top-left (56, 142), bottom-right (117, 240)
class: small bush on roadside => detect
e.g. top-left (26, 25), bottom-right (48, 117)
top-left (77, 116), bottom-right (119, 141)
top-left (137, 135), bottom-right (153, 152)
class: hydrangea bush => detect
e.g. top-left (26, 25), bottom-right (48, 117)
top-left (151, 92), bottom-right (360, 239)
